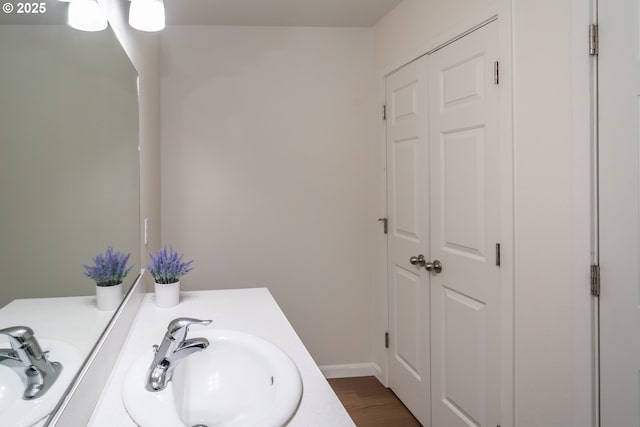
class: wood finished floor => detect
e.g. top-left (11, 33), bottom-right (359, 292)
top-left (328, 376), bottom-right (422, 427)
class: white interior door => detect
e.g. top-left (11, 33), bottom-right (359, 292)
top-left (385, 55), bottom-right (431, 426)
top-left (427, 21), bottom-right (502, 427)
top-left (599, 1), bottom-right (640, 425)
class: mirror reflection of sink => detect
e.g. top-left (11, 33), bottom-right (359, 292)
top-left (123, 329), bottom-right (303, 427)
top-left (0, 339), bottom-right (82, 427)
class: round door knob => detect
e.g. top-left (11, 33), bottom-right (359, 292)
top-left (424, 260), bottom-right (443, 274)
top-left (409, 254), bottom-right (426, 267)
top-left (409, 255), bottom-right (442, 273)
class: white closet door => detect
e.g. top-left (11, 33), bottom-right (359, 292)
top-left (385, 55), bottom-right (431, 426)
top-left (428, 21), bottom-right (502, 427)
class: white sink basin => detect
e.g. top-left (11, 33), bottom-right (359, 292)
top-left (123, 329), bottom-right (303, 427)
top-left (0, 339), bottom-right (83, 427)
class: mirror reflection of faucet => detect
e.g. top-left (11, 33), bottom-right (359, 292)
top-left (0, 326), bottom-right (63, 399)
top-left (145, 317), bottom-right (212, 392)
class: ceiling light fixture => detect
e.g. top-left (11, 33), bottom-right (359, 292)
top-left (68, 0), bottom-right (108, 32)
top-left (129, 0), bottom-right (165, 32)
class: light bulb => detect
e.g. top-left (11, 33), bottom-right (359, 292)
top-left (68, 0), bottom-right (108, 32)
top-left (129, 0), bottom-right (165, 32)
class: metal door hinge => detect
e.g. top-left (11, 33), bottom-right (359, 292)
top-left (385, 332), bottom-right (389, 348)
top-left (378, 217), bottom-right (388, 234)
top-left (591, 264), bottom-right (600, 296)
top-left (382, 104), bottom-right (387, 121)
top-left (494, 61), bottom-right (499, 84)
top-left (589, 24), bottom-right (599, 55)
top-left (495, 243), bottom-right (501, 267)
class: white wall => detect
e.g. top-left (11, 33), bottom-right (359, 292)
top-left (160, 26), bottom-right (377, 365)
top-left (510, 0), bottom-right (593, 424)
top-left (374, 0), bottom-right (593, 425)
top-left (374, 0), bottom-right (495, 71)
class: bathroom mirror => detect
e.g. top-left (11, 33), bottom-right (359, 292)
top-left (0, 3), bottom-right (139, 424)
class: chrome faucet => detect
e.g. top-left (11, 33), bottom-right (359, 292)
top-left (146, 317), bottom-right (211, 392)
top-left (0, 326), bottom-right (62, 400)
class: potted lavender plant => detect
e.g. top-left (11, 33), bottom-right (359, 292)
top-left (83, 247), bottom-right (132, 311)
top-left (147, 245), bottom-right (193, 307)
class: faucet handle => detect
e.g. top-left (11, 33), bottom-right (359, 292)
top-left (0, 325), bottom-right (34, 339)
top-left (0, 326), bottom-right (46, 365)
top-left (0, 326), bottom-right (35, 349)
top-left (166, 318), bottom-right (212, 342)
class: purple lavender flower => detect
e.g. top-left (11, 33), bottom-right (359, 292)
top-left (147, 245), bottom-right (194, 284)
top-left (83, 247), bottom-right (133, 287)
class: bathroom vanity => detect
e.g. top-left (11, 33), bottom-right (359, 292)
top-left (88, 288), bottom-right (355, 426)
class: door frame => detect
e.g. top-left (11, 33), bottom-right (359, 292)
top-left (377, 2), bottom-right (515, 425)
top-left (589, 0), bottom-right (600, 424)
top-left (591, 0), bottom-right (640, 424)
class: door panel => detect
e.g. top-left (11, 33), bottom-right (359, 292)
top-left (386, 56), bottom-right (430, 426)
top-left (599, 0), bottom-right (640, 424)
top-left (441, 128), bottom-right (486, 259)
top-left (394, 140), bottom-right (420, 237)
top-left (442, 287), bottom-right (487, 425)
top-left (440, 55), bottom-right (486, 110)
top-left (395, 266), bottom-right (422, 376)
top-left (429, 21), bottom-right (500, 427)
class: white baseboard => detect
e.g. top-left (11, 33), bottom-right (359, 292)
top-left (320, 363), bottom-right (382, 379)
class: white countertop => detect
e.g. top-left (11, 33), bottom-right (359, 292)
top-left (88, 288), bottom-right (355, 427)
top-left (0, 295), bottom-right (113, 356)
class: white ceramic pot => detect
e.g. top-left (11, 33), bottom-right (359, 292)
top-left (154, 281), bottom-right (180, 308)
top-left (96, 283), bottom-right (122, 311)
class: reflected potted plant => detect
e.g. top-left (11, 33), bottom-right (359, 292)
top-left (83, 247), bottom-right (132, 311)
top-left (147, 245), bottom-right (193, 308)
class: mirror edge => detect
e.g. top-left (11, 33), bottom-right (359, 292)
top-left (45, 270), bottom-right (146, 426)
